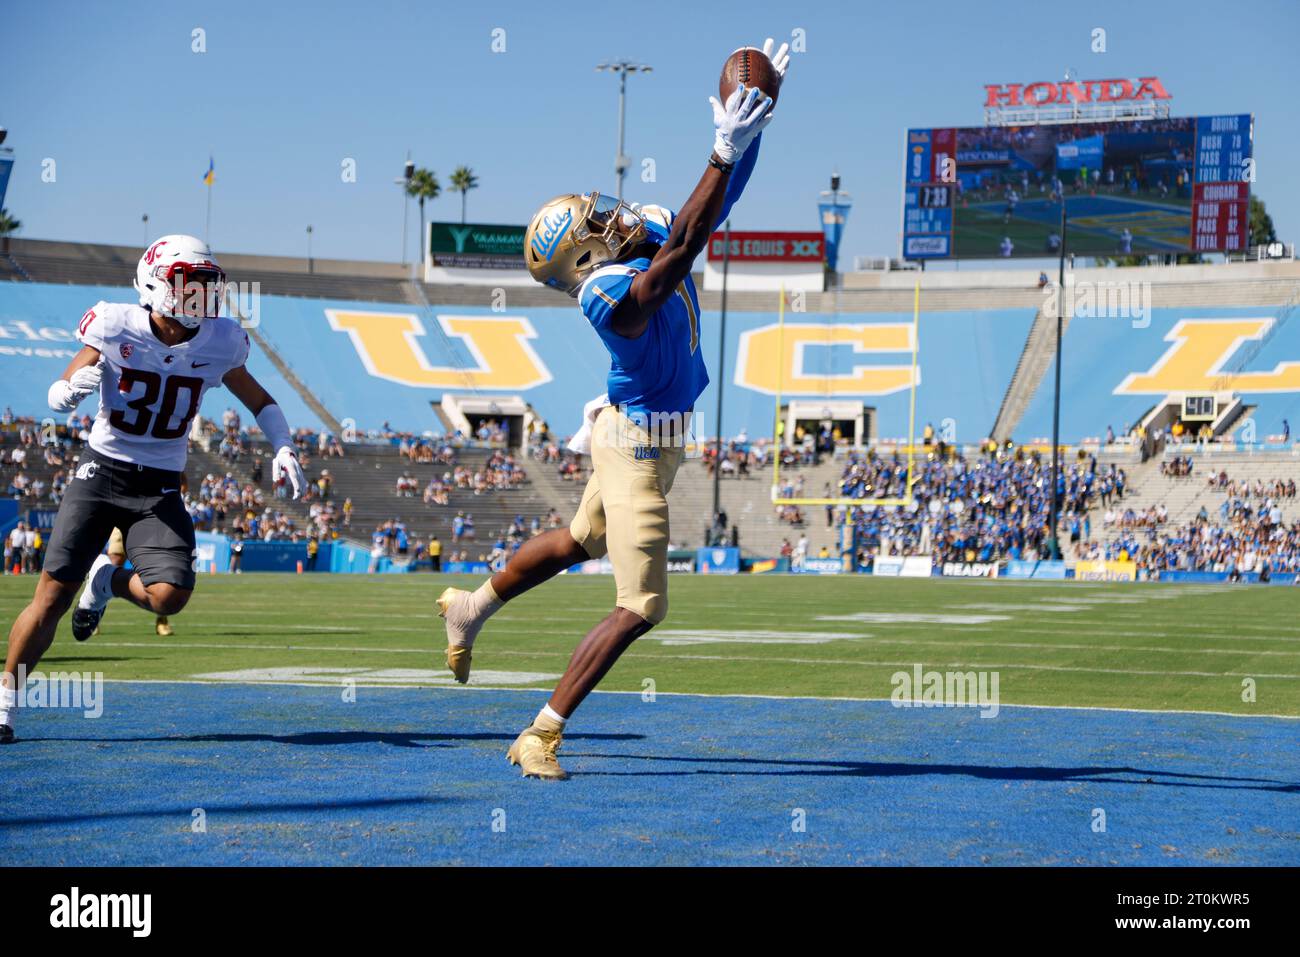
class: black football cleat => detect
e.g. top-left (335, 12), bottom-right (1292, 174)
top-left (0, 724), bottom-right (14, 745)
top-left (71, 606), bottom-right (104, 642)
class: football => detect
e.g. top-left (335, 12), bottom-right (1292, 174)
top-left (719, 46), bottom-right (781, 108)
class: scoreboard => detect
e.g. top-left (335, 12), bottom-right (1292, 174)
top-left (901, 114), bottom-right (1253, 260)
top-left (902, 128), bottom-right (956, 258)
top-left (1190, 114), bottom-right (1251, 253)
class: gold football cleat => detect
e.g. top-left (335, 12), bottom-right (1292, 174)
top-left (445, 645), bottom-right (472, 684)
top-left (155, 616), bottom-right (173, 637)
top-left (437, 587), bottom-right (477, 683)
top-left (506, 727), bottom-right (568, 780)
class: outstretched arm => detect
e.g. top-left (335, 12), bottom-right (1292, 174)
top-left (716, 133), bottom-right (761, 229)
top-left (611, 84), bottom-right (773, 339)
top-left (224, 365), bottom-right (306, 499)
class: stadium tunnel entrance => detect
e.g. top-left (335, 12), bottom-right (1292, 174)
top-left (782, 399), bottom-right (867, 449)
top-left (438, 394), bottom-right (535, 448)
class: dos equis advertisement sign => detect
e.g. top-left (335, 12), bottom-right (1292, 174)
top-left (429, 222), bottom-right (527, 269)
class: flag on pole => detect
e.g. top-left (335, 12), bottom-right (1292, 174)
top-left (202, 156), bottom-right (215, 186)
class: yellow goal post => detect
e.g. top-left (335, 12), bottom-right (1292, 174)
top-left (769, 278), bottom-right (922, 509)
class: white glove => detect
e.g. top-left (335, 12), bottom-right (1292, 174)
top-left (710, 84), bottom-right (774, 166)
top-left (272, 446), bottom-right (306, 500)
top-left (761, 37), bottom-right (791, 78)
top-left (47, 363), bottom-right (103, 412)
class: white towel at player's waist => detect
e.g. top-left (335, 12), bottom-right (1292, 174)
top-left (566, 393), bottom-right (609, 455)
top-left (567, 395), bottom-right (701, 455)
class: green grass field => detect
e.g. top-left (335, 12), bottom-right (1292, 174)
top-left (4, 574), bottom-right (1297, 717)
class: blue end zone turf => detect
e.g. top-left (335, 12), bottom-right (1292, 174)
top-left (2, 682), bottom-right (1296, 865)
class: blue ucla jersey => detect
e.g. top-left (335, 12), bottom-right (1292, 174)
top-left (577, 205), bottom-right (709, 421)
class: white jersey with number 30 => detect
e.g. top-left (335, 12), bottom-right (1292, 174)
top-left (76, 301), bottom-right (250, 471)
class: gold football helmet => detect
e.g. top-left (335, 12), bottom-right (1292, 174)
top-left (524, 192), bottom-right (648, 296)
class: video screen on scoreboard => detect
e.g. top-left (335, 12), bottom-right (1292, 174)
top-left (901, 115), bottom-right (1252, 260)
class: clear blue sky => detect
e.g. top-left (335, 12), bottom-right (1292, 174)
top-left (3, 0), bottom-right (1295, 265)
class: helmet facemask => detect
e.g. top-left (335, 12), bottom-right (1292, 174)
top-left (579, 193), bottom-right (648, 266)
top-left (141, 261), bottom-right (227, 329)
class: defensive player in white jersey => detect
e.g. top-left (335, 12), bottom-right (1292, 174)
top-left (0, 234), bottom-right (306, 744)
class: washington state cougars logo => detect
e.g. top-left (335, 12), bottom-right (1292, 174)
top-left (144, 240), bottom-right (167, 265)
top-left (119, 343), bottom-right (134, 360)
top-left (74, 461), bottom-right (99, 481)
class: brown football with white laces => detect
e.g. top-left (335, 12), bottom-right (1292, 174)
top-left (719, 47), bottom-right (781, 107)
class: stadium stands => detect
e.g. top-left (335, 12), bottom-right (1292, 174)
top-left (4, 238), bottom-right (1300, 575)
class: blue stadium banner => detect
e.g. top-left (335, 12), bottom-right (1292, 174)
top-left (0, 155), bottom-right (12, 211)
top-left (796, 557), bottom-right (844, 575)
top-left (818, 199), bottom-right (850, 272)
top-left (1004, 559), bottom-right (1067, 580)
top-left (697, 547), bottom-right (740, 574)
top-left (1054, 134), bottom-right (1103, 171)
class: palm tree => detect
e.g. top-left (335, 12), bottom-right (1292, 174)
top-left (404, 168), bottom-right (440, 262)
top-left (449, 166), bottom-right (479, 224)
top-left (0, 209), bottom-right (19, 254)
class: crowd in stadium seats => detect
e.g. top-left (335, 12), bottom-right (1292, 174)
top-left (701, 433), bottom-right (772, 478)
top-left (1203, 471), bottom-right (1297, 499)
top-left (6, 394), bottom-right (1300, 580)
top-left (1091, 512), bottom-right (1300, 577)
top-left (835, 448), bottom-right (1106, 564)
top-left (362, 506), bottom-right (568, 571)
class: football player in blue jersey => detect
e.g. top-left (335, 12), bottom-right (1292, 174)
top-left (437, 38), bottom-right (789, 779)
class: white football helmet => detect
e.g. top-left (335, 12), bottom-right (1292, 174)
top-left (134, 234), bottom-right (226, 329)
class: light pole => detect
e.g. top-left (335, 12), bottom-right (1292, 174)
top-left (395, 154), bottom-right (414, 265)
top-left (818, 170), bottom-right (852, 292)
top-left (141, 213), bottom-right (149, 246)
top-left (596, 60), bottom-right (652, 202)
top-left (306, 225), bottom-right (313, 274)
top-left (1047, 200), bottom-right (1067, 561)
top-left (711, 219), bottom-right (731, 535)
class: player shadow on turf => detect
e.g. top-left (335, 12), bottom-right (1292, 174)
top-left (566, 754), bottom-right (1300, 793)
top-left (41, 656), bottom-right (160, 663)
top-left (26, 730), bottom-right (644, 748)
top-left (0, 794), bottom-right (466, 830)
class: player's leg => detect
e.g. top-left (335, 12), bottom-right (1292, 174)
top-left (508, 412), bottom-right (683, 779)
top-left (489, 526), bottom-right (592, 601)
top-left (544, 452), bottom-right (678, 716)
top-left (91, 528), bottom-right (127, 638)
top-left (111, 489), bottom-right (197, 618)
top-left (1, 574), bottom-right (85, 741)
top-left (1, 474), bottom-right (116, 741)
top-left (437, 476), bottom-right (600, 683)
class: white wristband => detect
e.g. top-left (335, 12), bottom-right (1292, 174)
top-left (255, 403), bottom-right (293, 453)
top-left (48, 380), bottom-right (81, 413)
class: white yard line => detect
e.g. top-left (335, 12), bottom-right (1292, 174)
top-left (83, 640), bottom-right (1300, 679)
top-left (93, 677), bottom-right (1300, 720)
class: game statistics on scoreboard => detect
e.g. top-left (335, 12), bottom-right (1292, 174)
top-left (901, 114), bottom-right (1253, 260)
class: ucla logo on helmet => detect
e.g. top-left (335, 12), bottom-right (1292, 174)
top-left (531, 208), bottom-right (573, 262)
